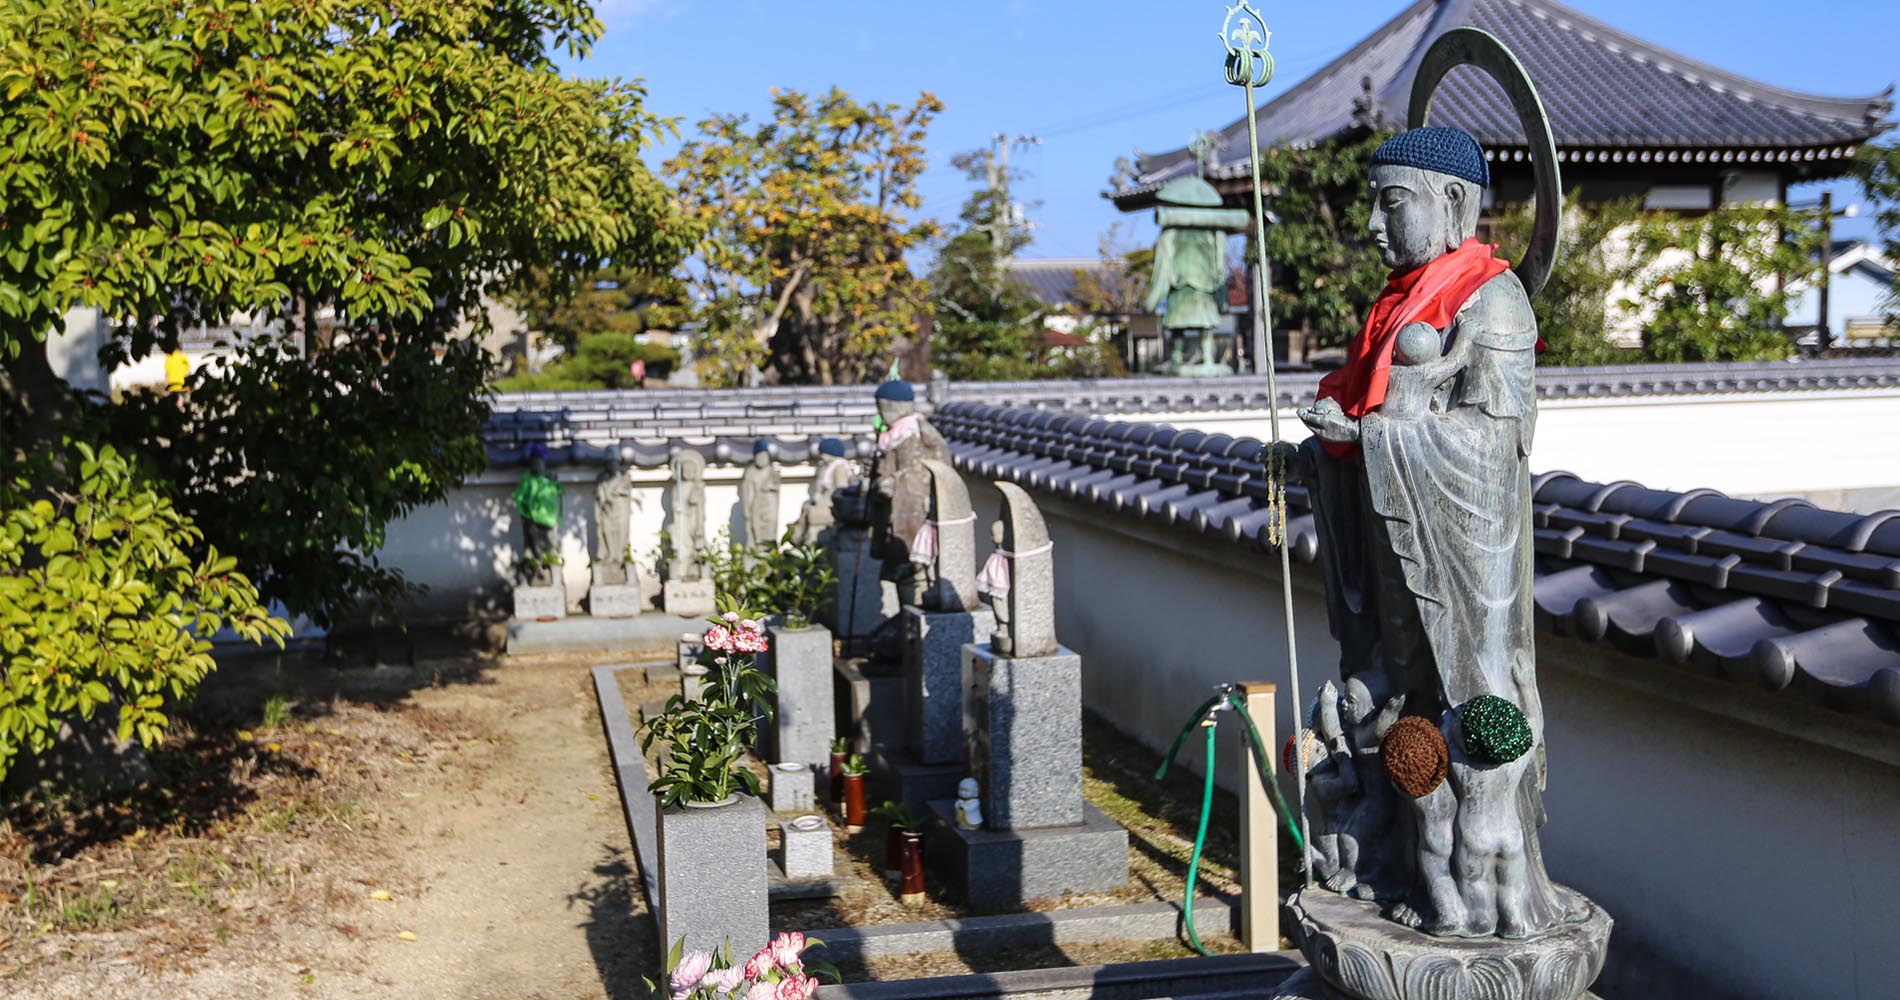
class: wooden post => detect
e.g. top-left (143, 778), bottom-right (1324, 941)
top-left (1238, 681), bottom-right (1279, 952)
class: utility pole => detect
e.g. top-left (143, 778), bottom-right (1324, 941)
top-left (1818, 191), bottom-right (1833, 354)
top-left (985, 132), bottom-right (1041, 281)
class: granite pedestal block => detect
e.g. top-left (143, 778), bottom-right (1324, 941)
top-left (963, 643), bottom-right (1084, 830)
top-left (512, 583), bottom-right (566, 620)
top-left (761, 622), bottom-right (835, 769)
top-left (834, 659), bottom-right (904, 755)
top-left (656, 795), bottom-right (768, 955)
top-left (902, 606), bottom-right (994, 765)
top-left (769, 762), bottom-right (816, 814)
top-left (925, 799), bottom-right (1128, 910)
top-left (677, 632), bottom-right (703, 671)
top-left (663, 579), bottom-right (715, 618)
top-left (778, 814), bottom-right (834, 881)
top-left (586, 584), bottom-right (642, 618)
top-left (872, 744), bottom-right (965, 810)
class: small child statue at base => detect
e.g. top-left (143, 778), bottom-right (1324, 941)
top-left (954, 777), bottom-right (984, 830)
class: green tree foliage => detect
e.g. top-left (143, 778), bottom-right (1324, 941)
top-left (1493, 195), bottom-right (1648, 366)
top-left (930, 145), bottom-right (1048, 381)
top-left (1629, 203), bottom-right (1820, 362)
top-left (492, 334), bottom-right (679, 392)
top-left (0, 443), bottom-right (290, 782)
top-left (1256, 131), bottom-right (1393, 350)
top-left (0, 0), bottom-right (689, 626)
top-left (1853, 142), bottom-right (1900, 325)
top-left (666, 88), bottom-right (939, 386)
top-left (512, 266), bottom-right (693, 355)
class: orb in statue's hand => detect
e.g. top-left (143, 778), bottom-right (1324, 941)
top-left (1394, 322), bottom-right (1442, 365)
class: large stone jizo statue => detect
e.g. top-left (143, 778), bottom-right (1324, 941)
top-left (512, 446), bottom-right (562, 587)
top-left (738, 438), bottom-right (782, 555)
top-left (1270, 118), bottom-right (1609, 1000)
top-left (666, 448), bottom-right (708, 582)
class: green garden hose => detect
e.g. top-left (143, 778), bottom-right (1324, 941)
top-left (1154, 686), bottom-right (1305, 956)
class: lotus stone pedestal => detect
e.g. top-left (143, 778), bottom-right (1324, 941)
top-left (656, 796), bottom-right (768, 955)
top-left (1270, 887), bottom-right (1612, 1000)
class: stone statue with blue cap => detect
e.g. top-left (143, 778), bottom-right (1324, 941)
top-left (867, 378), bottom-right (949, 611)
top-left (794, 437), bottom-right (858, 546)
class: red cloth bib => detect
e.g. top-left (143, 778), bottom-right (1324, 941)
top-left (1314, 238), bottom-right (1510, 459)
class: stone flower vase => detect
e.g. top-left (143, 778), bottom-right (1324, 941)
top-left (655, 794), bottom-right (767, 955)
top-left (840, 772), bottom-right (867, 832)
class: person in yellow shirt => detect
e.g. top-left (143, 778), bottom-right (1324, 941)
top-left (164, 349), bottom-right (190, 394)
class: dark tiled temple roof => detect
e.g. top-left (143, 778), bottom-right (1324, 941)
top-left (481, 357), bottom-right (1900, 465)
top-left (1009, 259), bottom-right (1106, 309)
top-left (931, 401), bottom-right (1900, 728)
top-left (1116, 0), bottom-right (1893, 203)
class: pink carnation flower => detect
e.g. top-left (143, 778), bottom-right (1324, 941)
top-left (775, 975), bottom-right (819, 1000)
top-left (734, 630), bottom-right (768, 654)
top-left (714, 966), bottom-right (745, 994)
top-left (703, 625), bottom-right (735, 652)
top-left (743, 983), bottom-right (776, 1000)
top-left (740, 618), bottom-right (763, 634)
top-left (768, 930), bottom-right (805, 969)
top-left (743, 947), bottom-right (775, 982)
top-left (671, 949), bottom-right (713, 996)
top-left (722, 612), bottom-right (741, 622)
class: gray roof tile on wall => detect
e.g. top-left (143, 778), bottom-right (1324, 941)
top-left (933, 400), bottom-right (1900, 729)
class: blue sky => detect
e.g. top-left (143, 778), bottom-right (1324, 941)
top-left (567, 0), bottom-right (1898, 259)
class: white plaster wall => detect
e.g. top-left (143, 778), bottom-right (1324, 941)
top-left (1538, 646), bottom-right (1900, 1000)
top-left (953, 474), bottom-right (1900, 999)
top-left (1133, 388), bottom-right (1900, 508)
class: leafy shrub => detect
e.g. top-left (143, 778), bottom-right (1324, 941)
top-left (0, 444), bottom-right (290, 783)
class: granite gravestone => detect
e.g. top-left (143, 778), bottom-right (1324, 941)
top-left (588, 448), bottom-right (642, 617)
top-left (889, 461), bottom-right (993, 800)
top-left (663, 448), bottom-right (714, 617)
top-left (928, 481), bottom-right (1127, 909)
top-left (1264, 39), bottom-right (1611, 998)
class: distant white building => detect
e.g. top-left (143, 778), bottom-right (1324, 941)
top-left (1787, 240), bottom-right (1896, 347)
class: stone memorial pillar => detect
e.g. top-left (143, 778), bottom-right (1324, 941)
top-left (760, 619), bottom-right (835, 775)
top-left (928, 482), bottom-right (1127, 909)
top-left (883, 461), bottom-right (993, 807)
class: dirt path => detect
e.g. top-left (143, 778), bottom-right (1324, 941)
top-left (338, 656), bottom-right (656, 1000)
top-left (4, 653), bottom-right (661, 1000)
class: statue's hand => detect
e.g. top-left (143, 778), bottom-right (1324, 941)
top-left (1298, 397), bottom-right (1360, 444)
top-left (1264, 440), bottom-right (1314, 486)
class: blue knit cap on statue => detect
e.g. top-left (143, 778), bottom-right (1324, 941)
top-left (1370, 126), bottom-right (1490, 188)
top-left (819, 437), bottom-right (846, 458)
top-left (752, 438), bottom-right (772, 455)
top-left (873, 380), bottom-right (915, 402)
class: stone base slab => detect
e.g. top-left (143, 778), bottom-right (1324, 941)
top-left (1286, 885), bottom-right (1612, 1000)
top-left (872, 745), bottom-right (965, 810)
top-left (902, 606), bottom-right (994, 765)
top-left (834, 658), bottom-right (904, 756)
top-left (925, 799), bottom-right (1127, 910)
top-left (512, 584), bottom-right (566, 621)
top-left (663, 579), bottom-right (715, 618)
top-left (586, 584), bottom-right (643, 618)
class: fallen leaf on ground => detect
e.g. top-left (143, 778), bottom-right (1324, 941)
top-left (396, 930), bottom-right (417, 941)
top-left (369, 890), bottom-right (393, 902)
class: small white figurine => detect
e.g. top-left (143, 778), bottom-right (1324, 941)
top-left (954, 777), bottom-right (984, 830)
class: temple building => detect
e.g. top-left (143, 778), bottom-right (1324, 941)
top-left (1110, 0), bottom-right (1895, 366)
top-left (1109, 0), bottom-right (1893, 216)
